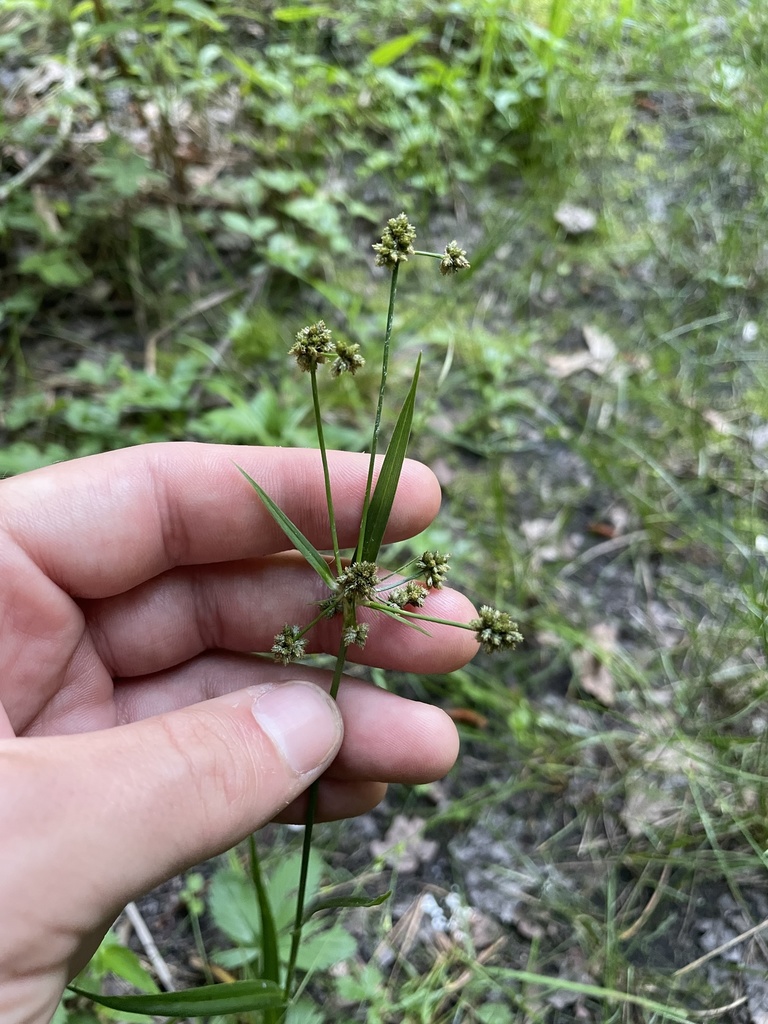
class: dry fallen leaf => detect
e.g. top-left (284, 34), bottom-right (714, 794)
top-left (521, 517), bottom-right (580, 565)
top-left (370, 815), bottom-right (438, 873)
top-left (571, 622), bottom-right (619, 707)
top-left (587, 522), bottom-right (617, 538)
top-left (554, 203), bottom-right (598, 235)
top-left (447, 707), bottom-right (489, 729)
top-left (548, 323), bottom-right (622, 380)
top-left (702, 409), bottom-right (739, 436)
top-left (620, 775), bottom-right (680, 838)
top-left (546, 325), bottom-right (617, 379)
top-left (582, 323), bottom-right (617, 362)
top-left (546, 352), bottom-right (595, 378)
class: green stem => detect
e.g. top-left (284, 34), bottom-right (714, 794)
top-left (366, 602), bottom-right (477, 632)
top-left (375, 573), bottom-right (422, 593)
top-left (248, 838), bottom-right (280, 1024)
top-left (379, 558), bottom-right (419, 580)
top-left (356, 262), bottom-right (399, 560)
top-left (297, 608), bottom-right (333, 639)
top-left (189, 911), bottom-right (213, 986)
top-left (311, 367), bottom-right (342, 575)
top-left (282, 784), bottom-right (318, 1005)
top-left (283, 637), bottom-right (349, 1003)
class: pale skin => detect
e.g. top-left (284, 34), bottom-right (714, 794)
top-left (0, 443), bottom-right (477, 1024)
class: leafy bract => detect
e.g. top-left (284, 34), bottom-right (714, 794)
top-left (358, 355), bottom-right (421, 564)
top-left (249, 836), bottom-right (280, 988)
top-left (235, 465), bottom-right (335, 588)
top-left (302, 889), bottom-right (391, 924)
top-left (68, 980), bottom-right (285, 1016)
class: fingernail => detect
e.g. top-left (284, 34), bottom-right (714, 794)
top-left (252, 682), bottom-right (342, 775)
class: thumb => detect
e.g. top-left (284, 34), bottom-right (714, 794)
top-left (3, 681), bottom-right (342, 964)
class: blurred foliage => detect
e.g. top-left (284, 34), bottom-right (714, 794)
top-left (6, 0), bottom-right (768, 1018)
top-left (0, 0), bottom-right (573, 354)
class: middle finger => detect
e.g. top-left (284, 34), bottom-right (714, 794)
top-left (81, 555), bottom-right (479, 677)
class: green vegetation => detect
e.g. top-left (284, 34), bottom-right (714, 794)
top-left (4, 0), bottom-right (768, 1019)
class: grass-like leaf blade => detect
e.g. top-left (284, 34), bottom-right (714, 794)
top-left (248, 836), bottom-right (280, 994)
top-left (359, 354), bottom-right (421, 564)
top-left (68, 980), bottom-right (285, 1016)
top-left (302, 889), bottom-right (391, 924)
top-left (367, 602), bottom-right (432, 636)
top-left (235, 465), bottom-right (335, 588)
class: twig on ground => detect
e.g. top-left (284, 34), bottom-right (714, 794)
top-left (620, 803), bottom-right (686, 941)
top-left (558, 530), bottom-right (647, 579)
top-left (143, 285), bottom-right (242, 374)
top-left (188, 269), bottom-right (269, 400)
top-left (673, 912), bottom-right (768, 977)
top-left (442, 937), bottom-right (506, 994)
top-left (124, 901), bottom-right (176, 992)
top-left (0, 48), bottom-right (78, 204)
top-left (618, 863), bottom-right (673, 943)
top-left (686, 996), bottom-right (748, 1019)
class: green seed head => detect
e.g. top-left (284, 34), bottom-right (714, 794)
top-left (342, 623), bottom-right (370, 648)
top-left (290, 320), bottom-right (335, 372)
top-left (336, 561), bottom-right (380, 602)
top-left (469, 606), bottom-right (523, 654)
top-left (373, 213), bottom-right (416, 268)
top-left (416, 550), bottom-right (451, 589)
top-left (388, 580), bottom-right (428, 608)
top-left (271, 624), bottom-right (307, 665)
top-left (440, 240), bottom-right (471, 276)
top-left (331, 339), bottom-right (365, 377)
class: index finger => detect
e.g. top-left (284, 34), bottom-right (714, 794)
top-left (0, 443), bottom-right (441, 598)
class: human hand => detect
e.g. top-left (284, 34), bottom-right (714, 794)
top-left (0, 442), bottom-right (476, 1024)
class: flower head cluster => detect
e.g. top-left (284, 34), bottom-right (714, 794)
top-left (373, 213), bottom-right (416, 268)
top-left (331, 340), bottom-right (365, 377)
top-left (289, 321), bottom-right (334, 372)
top-left (388, 580), bottom-right (428, 608)
top-left (336, 561), bottom-right (380, 602)
top-left (416, 551), bottom-right (451, 589)
top-left (342, 623), bottom-right (370, 648)
top-left (271, 624), bottom-right (307, 665)
top-left (320, 594), bottom-right (342, 618)
top-left (440, 240), bottom-right (471, 276)
top-left (469, 606), bottom-right (522, 654)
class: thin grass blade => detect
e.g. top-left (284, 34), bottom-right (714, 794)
top-left (235, 465), bottom-right (335, 587)
top-left (358, 355), bottom-right (421, 564)
top-left (302, 889), bottom-right (391, 924)
top-left (367, 602), bottom-right (432, 636)
top-left (248, 836), bottom-right (280, 988)
top-left (68, 980), bottom-right (285, 1016)
top-left (497, 970), bottom-right (694, 1023)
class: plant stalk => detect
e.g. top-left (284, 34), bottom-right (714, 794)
top-left (366, 602), bottom-right (477, 632)
top-left (356, 263), bottom-right (399, 558)
top-left (283, 637), bottom-right (349, 1002)
top-left (310, 367), bottom-right (342, 574)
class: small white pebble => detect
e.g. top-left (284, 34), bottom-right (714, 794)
top-left (742, 321), bottom-right (759, 342)
top-left (421, 893), bottom-right (448, 932)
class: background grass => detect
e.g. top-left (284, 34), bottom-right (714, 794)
top-left (3, 0), bottom-right (768, 1020)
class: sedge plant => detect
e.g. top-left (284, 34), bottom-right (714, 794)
top-left (72, 214), bottom-right (521, 1020)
